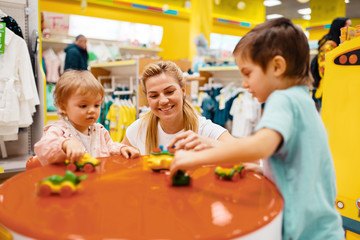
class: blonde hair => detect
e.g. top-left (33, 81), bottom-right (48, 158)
top-left (140, 61), bottom-right (199, 154)
top-left (54, 70), bottom-right (104, 118)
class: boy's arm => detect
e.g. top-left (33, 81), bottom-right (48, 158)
top-left (169, 128), bottom-right (282, 177)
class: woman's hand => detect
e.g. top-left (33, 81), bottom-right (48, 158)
top-left (120, 145), bottom-right (140, 159)
top-left (168, 130), bottom-right (216, 151)
top-left (62, 139), bottom-right (85, 162)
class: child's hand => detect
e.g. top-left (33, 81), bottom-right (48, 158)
top-left (243, 162), bottom-right (263, 175)
top-left (168, 130), bottom-right (215, 151)
top-left (62, 139), bottom-right (85, 162)
top-left (169, 150), bottom-right (201, 177)
top-left (120, 146), bottom-right (140, 159)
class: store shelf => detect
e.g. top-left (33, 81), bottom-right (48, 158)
top-left (199, 66), bottom-right (238, 72)
top-left (90, 60), bottom-right (137, 68)
top-left (0, 154), bottom-right (31, 174)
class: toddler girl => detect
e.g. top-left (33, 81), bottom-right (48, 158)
top-left (35, 70), bottom-right (139, 165)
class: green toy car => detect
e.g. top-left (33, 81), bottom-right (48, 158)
top-left (215, 164), bottom-right (245, 180)
top-left (37, 170), bottom-right (87, 197)
top-left (65, 153), bottom-right (100, 173)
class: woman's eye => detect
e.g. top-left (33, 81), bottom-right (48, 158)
top-left (166, 90), bottom-right (174, 95)
top-left (149, 95), bottom-right (157, 98)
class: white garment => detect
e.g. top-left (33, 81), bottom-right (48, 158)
top-left (230, 92), bottom-right (261, 137)
top-left (126, 115), bottom-right (227, 155)
top-left (0, 28), bottom-right (40, 135)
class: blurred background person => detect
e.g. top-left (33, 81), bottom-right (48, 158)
top-left (64, 34), bottom-right (88, 71)
top-left (311, 17), bottom-right (351, 110)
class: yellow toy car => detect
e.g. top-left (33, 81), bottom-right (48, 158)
top-left (37, 170), bottom-right (87, 197)
top-left (65, 153), bottom-right (100, 173)
top-left (145, 146), bottom-right (176, 172)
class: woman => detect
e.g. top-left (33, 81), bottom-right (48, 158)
top-left (313, 17), bottom-right (351, 104)
top-left (122, 61), bottom-right (234, 155)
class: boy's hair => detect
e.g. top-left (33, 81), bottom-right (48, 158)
top-left (140, 61), bottom-right (199, 154)
top-left (233, 18), bottom-right (313, 87)
top-left (54, 70), bottom-right (104, 117)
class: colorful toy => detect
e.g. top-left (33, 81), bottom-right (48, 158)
top-left (65, 153), bottom-right (100, 173)
top-left (215, 164), bottom-right (244, 180)
top-left (145, 145), bottom-right (176, 172)
top-left (321, 36), bottom-right (360, 239)
top-left (37, 170), bottom-right (87, 197)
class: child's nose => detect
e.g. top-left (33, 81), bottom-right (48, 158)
top-left (242, 80), bottom-right (249, 88)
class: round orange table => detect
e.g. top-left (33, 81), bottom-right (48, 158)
top-left (0, 156), bottom-right (283, 240)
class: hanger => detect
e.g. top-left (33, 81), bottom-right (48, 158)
top-left (0, 9), bottom-right (7, 18)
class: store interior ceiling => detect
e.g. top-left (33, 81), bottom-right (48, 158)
top-left (265, 0), bottom-right (360, 20)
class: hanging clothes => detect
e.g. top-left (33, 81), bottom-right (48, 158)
top-left (0, 15), bottom-right (23, 39)
top-left (230, 91), bottom-right (261, 137)
top-left (0, 27), bottom-right (40, 136)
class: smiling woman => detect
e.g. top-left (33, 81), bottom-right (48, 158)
top-left (121, 61), bottom-right (235, 155)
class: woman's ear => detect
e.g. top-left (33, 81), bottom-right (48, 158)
top-left (272, 55), bottom-right (287, 77)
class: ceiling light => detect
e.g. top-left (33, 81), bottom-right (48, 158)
top-left (297, 0), bottom-right (309, 3)
top-left (263, 0), bottom-right (282, 7)
top-left (266, 14), bottom-right (283, 19)
top-left (302, 14), bottom-right (311, 20)
top-left (237, 1), bottom-right (246, 10)
top-left (345, 0), bottom-right (349, 3)
top-left (298, 8), bottom-right (311, 15)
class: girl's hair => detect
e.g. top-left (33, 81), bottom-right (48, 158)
top-left (140, 61), bottom-right (199, 154)
top-left (54, 70), bottom-right (104, 118)
top-left (233, 18), bottom-right (313, 87)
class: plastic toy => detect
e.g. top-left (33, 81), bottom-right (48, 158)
top-left (215, 164), bottom-right (244, 180)
top-left (37, 170), bottom-right (87, 197)
top-left (65, 153), bottom-right (100, 173)
top-left (172, 170), bottom-right (191, 186)
top-left (145, 145), bottom-right (176, 172)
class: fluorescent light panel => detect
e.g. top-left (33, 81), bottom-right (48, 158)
top-left (266, 14), bottom-right (283, 19)
top-left (298, 8), bottom-right (311, 15)
top-left (263, 0), bottom-right (282, 7)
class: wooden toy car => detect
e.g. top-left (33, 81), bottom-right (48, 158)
top-left (145, 145), bottom-right (176, 172)
top-left (37, 170), bottom-right (87, 197)
top-left (215, 164), bottom-right (245, 180)
top-left (65, 153), bottom-right (100, 173)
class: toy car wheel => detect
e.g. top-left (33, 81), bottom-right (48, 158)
top-left (66, 163), bottom-right (77, 172)
top-left (38, 184), bottom-right (52, 197)
top-left (60, 185), bottom-right (74, 197)
top-left (239, 168), bottom-right (246, 178)
top-left (83, 163), bottom-right (94, 173)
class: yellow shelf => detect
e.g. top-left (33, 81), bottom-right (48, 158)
top-left (199, 66), bottom-right (239, 72)
top-left (120, 46), bottom-right (163, 52)
top-left (90, 60), bottom-right (137, 68)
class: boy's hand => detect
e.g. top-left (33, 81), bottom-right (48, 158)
top-left (242, 162), bottom-right (263, 175)
top-left (62, 139), bottom-right (85, 162)
top-left (120, 146), bottom-right (140, 159)
top-left (169, 150), bottom-right (200, 177)
top-left (168, 130), bottom-right (214, 151)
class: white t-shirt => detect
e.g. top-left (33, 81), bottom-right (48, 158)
top-left (126, 115), bottom-right (227, 155)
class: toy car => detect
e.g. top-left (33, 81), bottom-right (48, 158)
top-left (172, 170), bottom-right (191, 186)
top-left (215, 164), bottom-right (245, 180)
top-left (65, 153), bottom-right (100, 173)
top-left (145, 145), bottom-right (176, 172)
top-left (37, 170), bottom-right (87, 197)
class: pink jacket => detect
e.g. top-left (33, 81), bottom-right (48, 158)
top-left (34, 120), bottom-right (124, 165)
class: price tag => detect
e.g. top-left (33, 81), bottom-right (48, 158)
top-left (0, 22), bottom-right (5, 54)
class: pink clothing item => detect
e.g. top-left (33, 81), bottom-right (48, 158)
top-left (34, 120), bottom-right (125, 166)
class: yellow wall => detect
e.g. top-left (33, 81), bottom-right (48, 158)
top-left (40, 0), bottom-right (190, 60)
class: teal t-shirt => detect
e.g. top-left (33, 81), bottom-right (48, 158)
top-left (255, 86), bottom-right (344, 240)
